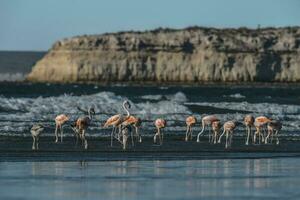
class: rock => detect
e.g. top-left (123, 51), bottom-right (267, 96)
top-left (26, 26), bottom-right (300, 83)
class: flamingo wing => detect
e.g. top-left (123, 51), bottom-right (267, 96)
top-left (103, 114), bottom-right (121, 127)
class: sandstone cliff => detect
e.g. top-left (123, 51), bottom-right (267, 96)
top-left (27, 27), bottom-right (300, 83)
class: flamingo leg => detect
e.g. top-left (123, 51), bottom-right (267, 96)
top-left (214, 130), bottom-right (218, 144)
top-left (153, 132), bottom-right (158, 143)
top-left (261, 127), bottom-right (266, 143)
top-left (131, 126), bottom-right (135, 147)
top-left (32, 136), bottom-right (36, 150)
top-left (246, 126), bottom-right (250, 145)
top-left (55, 125), bottom-right (58, 143)
top-left (190, 126), bottom-right (193, 140)
top-left (159, 129), bottom-right (163, 145)
top-left (254, 128), bottom-right (258, 144)
top-left (185, 125), bottom-right (190, 141)
top-left (36, 136), bottom-right (39, 150)
top-left (60, 125), bottom-right (63, 143)
top-left (265, 129), bottom-right (271, 144)
top-left (218, 129), bottom-right (226, 143)
top-left (208, 126), bottom-right (212, 143)
top-left (82, 129), bottom-right (88, 149)
top-left (110, 127), bottom-right (115, 147)
top-left (136, 127), bottom-right (142, 143)
top-left (225, 131), bottom-right (229, 148)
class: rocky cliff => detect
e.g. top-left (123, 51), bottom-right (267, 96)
top-left (27, 27), bottom-right (300, 83)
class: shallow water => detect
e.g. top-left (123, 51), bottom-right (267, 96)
top-left (0, 158), bottom-right (299, 200)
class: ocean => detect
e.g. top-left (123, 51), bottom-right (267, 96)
top-left (0, 51), bottom-right (300, 199)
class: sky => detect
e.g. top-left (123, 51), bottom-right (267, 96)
top-left (0, 0), bottom-right (300, 51)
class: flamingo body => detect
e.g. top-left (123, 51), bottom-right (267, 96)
top-left (197, 115), bottom-right (219, 142)
top-left (185, 116), bottom-right (196, 141)
top-left (254, 116), bottom-right (271, 144)
top-left (154, 118), bottom-right (166, 145)
top-left (54, 114), bottom-right (70, 143)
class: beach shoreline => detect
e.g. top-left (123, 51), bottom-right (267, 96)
top-left (1, 136), bottom-right (299, 162)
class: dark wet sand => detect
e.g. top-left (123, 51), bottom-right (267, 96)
top-left (1, 135), bottom-right (300, 161)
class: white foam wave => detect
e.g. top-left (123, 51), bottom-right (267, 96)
top-left (223, 93), bottom-right (246, 99)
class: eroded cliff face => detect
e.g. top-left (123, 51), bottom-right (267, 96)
top-left (27, 27), bottom-right (300, 83)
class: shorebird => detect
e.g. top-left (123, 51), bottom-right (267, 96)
top-left (103, 100), bottom-right (131, 146)
top-left (74, 107), bottom-right (95, 149)
top-left (154, 118), bottom-right (166, 145)
top-left (185, 116), bottom-right (197, 141)
top-left (120, 125), bottom-right (132, 150)
top-left (254, 116), bottom-right (271, 144)
top-left (265, 120), bottom-right (282, 145)
top-left (31, 124), bottom-right (44, 150)
top-left (121, 115), bottom-right (142, 144)
top-left (218, 121), bottom-right (239, 148)
top-left (212, 120), bottom-right (222, 144)
top-left (54, 114), bottom-right (70, 143)
top-left (244, 115), bottom-right (254, 145)
top-left (197, 115), bottom-right (220, 143)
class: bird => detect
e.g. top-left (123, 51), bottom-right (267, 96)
top-left (254, 116), bottom-right (271, 144)
top-left (197, 115), bottom-right (220, 143)
top-left (74, 107), bottom-right (95, 149)
top-left (185, 116), bottom-right (197, 141)
top-left (218, 121), bottom-right (238, 148)
top-left (120, 125), bottom-right (132, 150)
top-left (244, 115), bottom-right (255, 145)
top-left (265, 120), bottom-right (282, 145)
top-left (103, 100), bottom-right (131, 147)
top-left (154, 118), bottom-right (166, 145)
top-left (54, 114), bottom-right (70, 143)
top-left (121, 115), bottom-right (142, 144)
top-left (211, 120), bottom-right (222, 144)
top-left (31, 124), bottom-right (44, 150)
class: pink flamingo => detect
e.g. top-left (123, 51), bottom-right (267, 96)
top-left (122, 115), bottom-right (142, 144)
top-left (154, 118), bottom-right (166, 145)
top-left (197, 115), bottom-right (219, 142)
top-left (265, 120), bottom-right (282, 145)
top-left (254, 116), bottom-right (271, 144)
top-left (74, 107), bottom-right (95, 149)
top-left (185, 116), bottom-right (197, 141)
top-left (54, 114), bottom-right (70, 143)
top-left (218, 121), bottom-right (238, 148)
top-left (103, 100), bottom-right (131, 146)
top-left (212, 120), bottom-right (222, 144)
top-left (244, 115), bottom-right (255, 145)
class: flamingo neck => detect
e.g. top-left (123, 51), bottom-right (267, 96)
top-left (123, 102), bottom-right (130, 117)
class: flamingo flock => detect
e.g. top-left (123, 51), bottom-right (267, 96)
top-left (30, 100), bottom-right (282, 150)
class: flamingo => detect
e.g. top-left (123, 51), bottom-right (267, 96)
top-left (103, 100), bottom-right (131, 147)
top-left (218, 121), bottom-right (238, 148)
top-left (154, 118), bottom-right (166, 145)
top-left (244, 115), bottom-right (254, 145)
top-left (31, 124), bottom-right (44, 150)
top-left (212, 120), bottom-right (221, 144)
top-left (74, 107), bottom-right (95, 149)
top-left (185, 116), bottom-right (197, 141)
top-left (120, 125), bottom-right (132, 150)
top-left (54, 114), bottom-right (70, 143)
top-left (121, 115), bottom-right (142, 144)
top-left (196, 115), bottom-right (219, 143)
top-left (254, 116), bottom-right (271, 144)
top-left (265, 120), bottom-right (282, 145)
